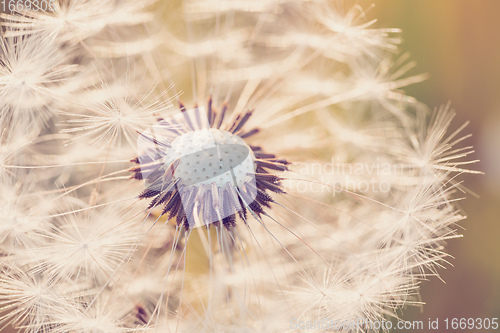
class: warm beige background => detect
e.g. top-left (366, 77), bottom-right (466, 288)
top-left (373, 0), bottom-right (500, 327)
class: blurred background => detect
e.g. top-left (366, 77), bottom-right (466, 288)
top-left (372, 0), bottom-right (500, 328)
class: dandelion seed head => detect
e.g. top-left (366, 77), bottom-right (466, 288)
top-left (133, 99), bottom-right (289, 229)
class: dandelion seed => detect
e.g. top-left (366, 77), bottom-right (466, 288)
top-left (33, 202), bottom-right (143, 285)
top-left (2, 0), bottom-right (113, 43)
top-left (0, 30), bottom-right (77, 132)
top-left (48, 294), bottom-right (126, 333)
top-left (59, 62), bottom-right (173, 149)
top-left (0, 266), bottom-right (71, 332)
top-left (395, 104), bottom-right (481, 179)
top-left (0, 181), bottom-right (52, 252)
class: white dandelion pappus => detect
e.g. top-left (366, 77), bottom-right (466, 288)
top-left (394, 103), bottom-right (481, 180)
top-left (59, 61), bottom-right (173, 149)
top-left (1, 0), bottom-right (114, 43)
top-left (32, 202), bottom-right (144, 285)
top-left (253, 1), bottom-right (401, 63)
top-left (285, 256), bottom-right (420, 325)
top-left (283, 107), bottom-right (476, 327)
top-left (0, 180), bottom-right (53, 252)
top-left (0, 265), bottom-right (74, 333)
top-left (0, 129), bottom-right (34, 182)
top-left (46, 293), bottom-right (127, 333)
top-left (313, 1), bottom-right (402, 61)
top-left (0, 31), bottom-right (77, 132)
